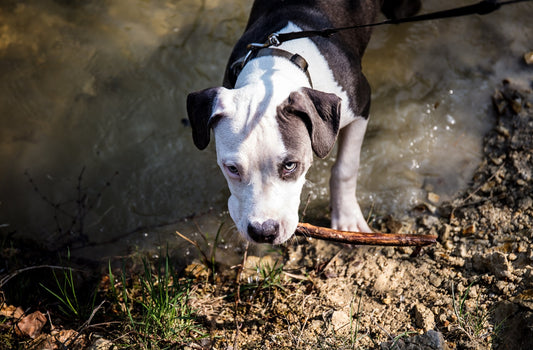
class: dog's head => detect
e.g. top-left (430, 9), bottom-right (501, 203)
top-left (187, 83), bottom-right (341, 244)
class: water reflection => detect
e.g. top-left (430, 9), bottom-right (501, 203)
top-left (0, 0), bottom-right (531, 259)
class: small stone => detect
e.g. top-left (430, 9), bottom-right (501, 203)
top-left (184, 262), bottom-right (210, 280)
top-left (491, 156), bottom-right (504, 165)
top-left (414, 303), bottom-right (436, 331)
top-left (421, 215), bottom-right (440, 228)
top-left (429, 274), bottom-right (443, 288)
top-left (427, 192), bottom-right (440, 204)
top-left (444, 241), bottom-right (454, 251)
top-left (488, 251), bottom-right (513, 279)
top-left (330, 310), bottom-right (350, 334)
top-left (456, 244), bottom-right (468, 258)
top-left (496, 125), bottom-right (510, 138)
top-left (523, 267), bottom-right (533, 287)
top-left (473, 251), bottom-right (513, 279)
top-left (462, 223), bottom-right (476, 235)
top-left (511, 96), bottom-right (523, 114)
top-left (382, 246), bottom-right (395, 258)
top-left (524, 51), bottom-right (533, 65)
top-left (381, 330), bottom-right (447, 350)
top-left (439, 224), bottom-right (452, 242)
top-left (399, 246), bottom-right (413, 255)
top-left (89, 338), bottom-right (114, 350)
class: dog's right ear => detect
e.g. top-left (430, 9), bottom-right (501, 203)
top-left (186, 87), bottom-right (225, 150)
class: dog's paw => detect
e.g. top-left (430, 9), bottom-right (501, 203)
top-left (331, 202), bottom-right (372, 233)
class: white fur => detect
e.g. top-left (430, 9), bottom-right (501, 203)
top-left (212, 22), bottom-right (371, 244)
top-left (214, 64), bottom-right (313, 244)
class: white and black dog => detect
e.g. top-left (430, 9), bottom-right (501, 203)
top-left (187, 0), bottom-right (420, 244)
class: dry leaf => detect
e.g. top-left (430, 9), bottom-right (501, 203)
top-left (0, 304), bottom-right (24, 319)
top-left (16, 310), bottom-right (47, 339)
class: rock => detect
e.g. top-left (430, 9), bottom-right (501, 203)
top-left (429, 274), bottom-right (443, 288)
top-left (413, 303), bottom-right (436, 331)
top-left (241, 255), bottom-right (278, 280)
top-left (330, 310), bottom-right (350, 334)
top-left (439, 224), bottom-right (452, 242)
top-left (524, 51), bottom-right (533, 65)
top-left (462, 223), bottom-right (476, 235)
top-left (513, 289), bottom-right (533, 311)
top-left (421, 215), bottom-right (440, 228)
top-left (89, 337), bottom-right (114, 350)
top-left (184, 261), bottom-right (210, 280)
top-left (493, 301), bottom-right (533, 350)
top-left (472, 251), bottom-right (513, 279)
top-left (381, 330), bottom-right (447, 350)
top-left (427, 192), bottom-right (440, 204)
top-left (524, 266), bottom-right (533, 287)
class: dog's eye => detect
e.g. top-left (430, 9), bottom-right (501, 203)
top-left (227, 165), bottom-right (239, 174)
top-left (225, 164), bottom-right (240, 179)
top-left (283, 162), bottom-right (297, 173)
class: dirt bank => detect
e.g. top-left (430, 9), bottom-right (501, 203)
top-left (185, 79), bottom-right (533, 349)
top-left (1, 80), bottom-right (531, 349)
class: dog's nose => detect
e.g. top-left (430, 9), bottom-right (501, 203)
top-left (247, 220), bottom-right (279, 243)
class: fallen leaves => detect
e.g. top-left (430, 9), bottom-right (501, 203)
top-left (0, 303), bottom-right (91, 349)
top-left (15, 310), bottom-right (47, 339)
top-left (1, 304), bottom-right (47, 339)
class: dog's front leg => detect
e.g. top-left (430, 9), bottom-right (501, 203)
top-left (329, 117), bottom-right (372, 232)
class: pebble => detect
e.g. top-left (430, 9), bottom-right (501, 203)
top-left (462, 223), bottom-right (476, 235)
top-left (330, 310), bottom-right (350, 334)
top-left (414, 303), bottom-right (436, 331)
top-left (472, 251), bottom-right (513, 279)
top-left (89, 338), bottom-right (115, 350)
top-left (429, 273), bottom-right (443, 288)
top-left (381, 330), bottom-right (446, 350)
top-left (525, 51), bottom-right (533, 65)
top-left (443, 240), bottom-right (454, 251)
top-left (427, 192), bottom-right (440, 204)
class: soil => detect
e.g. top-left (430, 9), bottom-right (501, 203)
top-left (1, 79), bottom-right (532, 349)
top-left (187, 79), bottom-right (533, 349)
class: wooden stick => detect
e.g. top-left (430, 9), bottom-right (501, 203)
top-left (295, 222), bottom-right (437, 247)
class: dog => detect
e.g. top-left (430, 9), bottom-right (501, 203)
top-left (187, 0), bottom-right (420, 244)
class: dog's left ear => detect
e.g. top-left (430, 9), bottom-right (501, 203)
top-left (282, 87), bottom-right (341, 158)
top-left (186, 87), bottom-right (225, 150)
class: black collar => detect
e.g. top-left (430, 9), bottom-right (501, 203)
top-left (229, 47), bottom-right (313, 88)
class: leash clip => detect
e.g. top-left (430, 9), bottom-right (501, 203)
top-left (267, 33), bottom-right (281, 47)
top-left (246, 33), bottom-right (281, 51)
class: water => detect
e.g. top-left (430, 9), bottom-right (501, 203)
top-left (0, 0), bottom-right (531, 260)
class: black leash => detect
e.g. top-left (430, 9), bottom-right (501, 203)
top-left (230, 0), bottom-right (531, 86)
top-left (249, 0), bottom-right (532, 50)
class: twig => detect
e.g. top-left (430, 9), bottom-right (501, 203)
top-left (175, 230), bottom-right (211, 268)
top-left (295, 223), bottom-right (437, 246)
top-left (0, 265), bottom-right (78, 288)
top-left (78, 300), bottom-right (106, 331)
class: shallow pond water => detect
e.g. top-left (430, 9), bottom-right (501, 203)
top-left (0, 0), bottom-right (531, 261)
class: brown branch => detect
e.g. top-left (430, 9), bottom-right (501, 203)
top-left (295, 222), bottom-right (437, 247)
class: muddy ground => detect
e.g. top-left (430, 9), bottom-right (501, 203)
top-left (184, 79), bottom-right (533, 349)
top-left (1, 80), bottom-right (532, 349)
